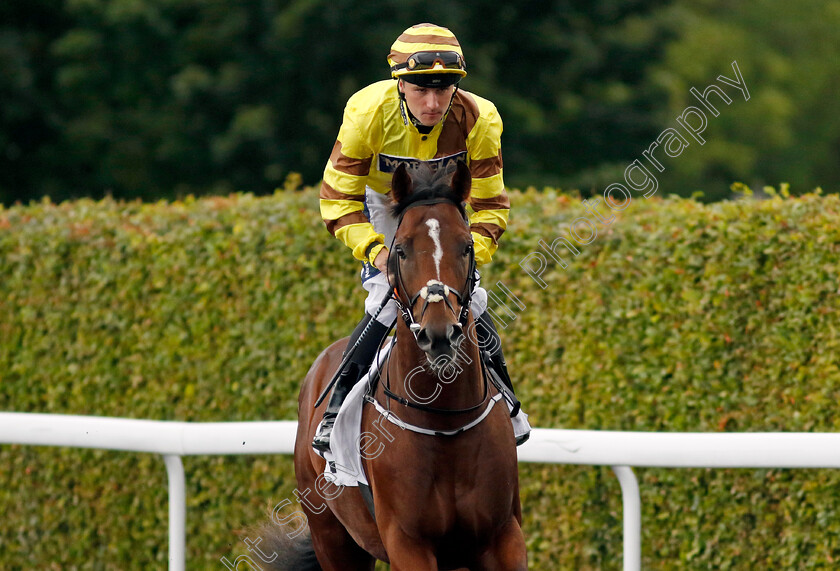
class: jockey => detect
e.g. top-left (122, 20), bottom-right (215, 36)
top-left (313, 23), bottom-right (523, 454)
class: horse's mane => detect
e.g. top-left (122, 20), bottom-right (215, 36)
top-left (390, 164), bottom-right (467, 219)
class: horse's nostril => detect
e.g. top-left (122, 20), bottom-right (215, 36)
top-left (416, 324), bottom-right (462, 357)
top-left (447, 324), bottom-right (464, 345)
top-left (416, 328), bottom-right (432, 350)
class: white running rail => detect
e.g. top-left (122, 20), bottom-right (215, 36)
top-left (4, 413), bottom-right (840, 571)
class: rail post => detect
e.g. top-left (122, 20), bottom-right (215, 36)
top-left (612, 465), bottom-right (641, 571)
top-left (163, 454), bottom-right (186, 571)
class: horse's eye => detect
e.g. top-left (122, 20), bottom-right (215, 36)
top-left (463, 244), bottom-right (473, 257)
top-left (394, 245), bottom-right (407, 259)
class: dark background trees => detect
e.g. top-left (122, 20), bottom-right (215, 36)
top-left (2, 0), bottom-right (837, 205)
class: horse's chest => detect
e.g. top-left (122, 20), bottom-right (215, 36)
top-left (374, 453), bottom-right (515, 529)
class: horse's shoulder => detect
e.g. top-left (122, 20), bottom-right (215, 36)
top-left (308, 337), bottom-right (350, 376)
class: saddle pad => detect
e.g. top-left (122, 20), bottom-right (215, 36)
top-left (322, 338), bottom-right (394, 487)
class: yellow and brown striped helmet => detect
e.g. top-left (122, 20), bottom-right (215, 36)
top-left (388, 23), bottom-right (467, 86)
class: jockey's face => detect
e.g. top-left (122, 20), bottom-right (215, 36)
top-left (400, 80), bottom-right (456, 127)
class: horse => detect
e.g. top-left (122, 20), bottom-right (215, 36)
top-left (258, 161), bottom-right (527, 570)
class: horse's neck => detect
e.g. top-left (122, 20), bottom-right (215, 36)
top-left (389, 320), bottom-right (484, 411)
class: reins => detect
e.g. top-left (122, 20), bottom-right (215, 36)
top-left (379, 347), bottom-right (490, 415)
top-left (365, 338), bottom-right (502, 437)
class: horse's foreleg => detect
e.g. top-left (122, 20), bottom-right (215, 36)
top-left (476, 517), bottom-right (528, 571)
top-left (296, 452), bottom-right (376, 570)
top-left (380, 526), bottom-right (438, 571)
top-left (300, 497), bottom-right (376, 571)
top-left (387, 550), bottom-right (438, 571)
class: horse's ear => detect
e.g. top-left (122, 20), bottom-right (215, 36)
top-left (451, 160), bottom-right (472, 203)
top-left (390, 163), bottom-right (413, 204)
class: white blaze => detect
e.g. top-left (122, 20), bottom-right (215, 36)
top-left (425, 218), bottom-right (443, 279)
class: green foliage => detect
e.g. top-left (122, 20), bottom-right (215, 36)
top-left (649, 0), bottom-right (840, 201)
top-left (2, 186), bottom-right (840, 568)
top-left (1, 0), bottom-right (678, 204)
top-left (0, 188), bottom-right (354, 567)
top-left (4, 1), bottom-right (839, 205)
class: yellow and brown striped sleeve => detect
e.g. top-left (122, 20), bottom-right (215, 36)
top-left (319, 115), bottom-right (384, 262)
top-left (466, 101), bottom-right (508, 266)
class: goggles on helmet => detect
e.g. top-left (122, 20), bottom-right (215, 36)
top-left (391, 51), bottom-right (466, 77)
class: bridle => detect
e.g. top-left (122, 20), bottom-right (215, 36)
top-left (314, 194), bottom-right (477, 412)
top-left (388, 197), bottom-right (477, 342)
top-left (360, 189), bottom-right (506, 440)
top-left (368, 195), bottom-right (496, 419)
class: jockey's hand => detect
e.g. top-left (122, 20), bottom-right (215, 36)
top-left (374, 246), bottom-right (389, 278)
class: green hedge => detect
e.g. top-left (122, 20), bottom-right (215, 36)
top-left (2, 185), bottom-right (839, 569)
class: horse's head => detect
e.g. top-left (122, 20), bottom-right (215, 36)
top-left (388, 161), bottom-right (475, 363)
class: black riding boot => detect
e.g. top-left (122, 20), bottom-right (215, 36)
top-left (312, 313), bottom-right (390, 454)
top-left (475, 311), bottom-right (521, 417)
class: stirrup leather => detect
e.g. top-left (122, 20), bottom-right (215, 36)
top-left (482, 351), bottom-right (521, 417)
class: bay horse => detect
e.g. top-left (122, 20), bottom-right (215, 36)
top-left (259, 162), bottom-right (526, 570)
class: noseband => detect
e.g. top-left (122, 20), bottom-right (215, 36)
top-left (389, 198), bottom-right (477, 342)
